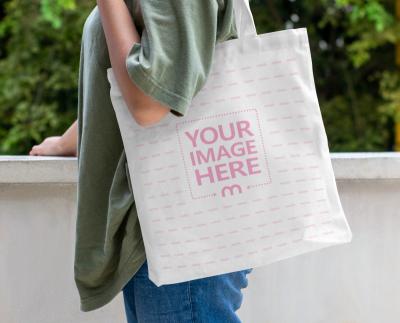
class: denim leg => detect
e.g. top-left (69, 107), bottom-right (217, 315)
top-left (122, 266), bottom-right (139, 323)
top-left (122, 259), bottom-right (252, 323)
top-left (189, 268), bottom-right (252, 323)
top-left (129, 260), bottom-right (193, 323)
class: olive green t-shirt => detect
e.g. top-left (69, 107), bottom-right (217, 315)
top-left (75, 0), bottom-right (238, 312)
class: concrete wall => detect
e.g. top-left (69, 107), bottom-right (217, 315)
top-left (1, 153), bottom-right (399, 323)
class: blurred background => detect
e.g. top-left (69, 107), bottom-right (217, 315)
top-left (1, 0), bottom-right (400, 155)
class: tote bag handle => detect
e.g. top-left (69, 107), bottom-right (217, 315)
top-left (233, 0), bottom-right (257, 38)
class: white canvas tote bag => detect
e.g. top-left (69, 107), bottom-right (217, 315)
top-left (106, 0), bottom-right (353, 286)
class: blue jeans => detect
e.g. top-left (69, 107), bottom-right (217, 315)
top-left (122, 259), bottom-right (252, 323)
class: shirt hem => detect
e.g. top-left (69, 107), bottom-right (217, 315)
top-left (79, 252), bottom-right (147, 312)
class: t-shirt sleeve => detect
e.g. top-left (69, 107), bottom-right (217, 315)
top-left (125, 0), bottom-right (236, 117)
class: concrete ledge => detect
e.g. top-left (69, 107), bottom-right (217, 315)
top-left (330, 152), bottom-right (400, 180)
top-left (1, 152), bottom-right (400, 322)
top-left (1, 152), bottom-right (400, 184)
top-left (0, 155), bottom-right (77, 184)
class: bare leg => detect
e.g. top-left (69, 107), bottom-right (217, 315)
top-left (29, 120), bottom-right (78, 157)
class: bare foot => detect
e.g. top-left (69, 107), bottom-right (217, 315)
top-left (29, 136), bottom-right (77, 157)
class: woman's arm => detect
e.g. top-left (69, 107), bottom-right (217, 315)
top-left (97, 0), bottom-right (170, 126)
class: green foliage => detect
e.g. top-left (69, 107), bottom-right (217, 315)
top-left (336, 0), bottom-right (394, 32)
top-left (380, 70), bottom-right (400, 122)
top-left (327, 0), bottom-right (400, 67)
top-left (0, 0), bottom-right (93, 154)
top-left (40, 0), bottom-right (77, 29)
top-left (250, 0), bottom-right (398, 151)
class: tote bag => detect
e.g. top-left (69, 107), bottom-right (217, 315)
top-left (106, 0), bottom-right (353, 286)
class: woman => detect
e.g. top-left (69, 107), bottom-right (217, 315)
top-left (30, 0), bottom-right (252, 321)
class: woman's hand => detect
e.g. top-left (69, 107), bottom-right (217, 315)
top-left (29, 136), bottom-right (76, 157)
top-left (29, 120), bottom-right (78, 157)
top-left (97, 0), bottom-right (171, 127)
